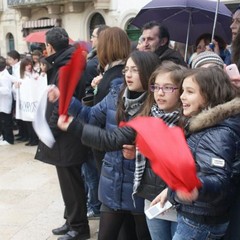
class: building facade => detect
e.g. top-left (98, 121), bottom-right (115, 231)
top-left (0, 0), bottom-right (239, 56)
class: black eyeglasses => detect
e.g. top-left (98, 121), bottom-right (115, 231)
top-left (150, 85), bottom-right (179, 93)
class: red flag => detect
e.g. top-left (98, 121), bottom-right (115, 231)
top-left (58, 44), bottom-right (86, 115)
top-left (121, 117), bottom-right (202, 192)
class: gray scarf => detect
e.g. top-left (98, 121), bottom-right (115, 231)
top-left (123, 88), bottom-right (147, 117)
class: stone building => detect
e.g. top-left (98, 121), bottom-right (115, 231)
top-left (0, 0), bottom-right (239, 56)
top-left (0, 0), bottom-right (150, 56)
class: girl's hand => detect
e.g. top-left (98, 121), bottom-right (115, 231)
top-left (57, 115), bottom-right (74, 131)
top-left (151, 188), bottom-right (168, 207)
top-left (176, 187), bottom-right (198, 203)
top-left (212, 39), bottom-right (220, 55)
top-left (14, 81), bottom-right (21, 88)
top-left (122, 144), bottom-right (136, 160)
top-left (48, 85), bottom-right (60, 102)
top-left (91, 74), bottom-right (103, 89)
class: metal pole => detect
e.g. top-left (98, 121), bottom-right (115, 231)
top-left (184, 10), bottom-right (191, 62)
top-left (211, 0), bottom-right (220, 42)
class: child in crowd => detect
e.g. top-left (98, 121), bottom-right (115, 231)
top-left (166, 67), bottom-right (240, 239)
top-left (38, 56), bottom-right (49, 87)
top-left (0, 56), bottom-right (16, 145)
top-left (31, 50), bottom-right (42, 75)
top-left (13, 57), bottom-right (39, 146)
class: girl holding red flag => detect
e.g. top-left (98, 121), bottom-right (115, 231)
top-left (166, 67), bottom-right (240, 240)
top-left (55, 50), bottom-right (160, 240)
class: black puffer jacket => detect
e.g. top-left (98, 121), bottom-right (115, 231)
top-left (169, 98), bottom-right (240, 221)
top-left (79, 123), bottom-right (166, 201)
top-left (35, 46), bottom-right (88, 166)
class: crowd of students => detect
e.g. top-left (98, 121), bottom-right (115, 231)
top-left (1, 5), bottom-right (240, 240)
top-left (0, 49), bottom-right (47, 146)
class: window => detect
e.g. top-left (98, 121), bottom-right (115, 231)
top-left (89, 13), bottom-right (105, 38)
top-left (126, 18), bottom-right (141, 41)
top-left (6, 33), bottom-right (15, 51)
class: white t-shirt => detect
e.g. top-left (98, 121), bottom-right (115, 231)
top-left (0, 69), bottom-right (16, 114)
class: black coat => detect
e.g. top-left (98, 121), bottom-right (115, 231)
top-left (155, 45), bottom-right (188, 67)
top-left (80, 124), bottom-right (166, 201)
top-left (35, 46), bottom-right (88, 166)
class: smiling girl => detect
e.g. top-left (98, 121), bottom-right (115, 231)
top-left (169, 67), bottom-right (240, 240)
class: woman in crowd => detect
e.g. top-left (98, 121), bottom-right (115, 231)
top-left (13, 57), bottom-right (39, 146)
top-left (0, 56), bottom-right (16, 145)
top-left (189, 33), bottom-right (231, 67)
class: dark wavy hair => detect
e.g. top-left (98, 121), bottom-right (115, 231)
top-left (142, 21), bottom-right (170, 45)
top-left (46, 27), bottom-right (69, 52)
top-left (0, 56), bottom-right (6, 72)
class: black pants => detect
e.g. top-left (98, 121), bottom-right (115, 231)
top-left (98, 204), bottom-right (151, 240)
top-left (0, 112), bottom-right (14, 144)
top-left (223, 188), bottom-right (240, 240)
top-left (56, 165), bottom-right (88, 231)
top-left (25, 121), bottom-right (38, 144)
top-left (17, 119), bottom-right (28, 139)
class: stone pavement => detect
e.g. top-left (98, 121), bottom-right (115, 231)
top-left (0, 141), bottom-right (99, 240)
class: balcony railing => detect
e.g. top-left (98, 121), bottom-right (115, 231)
top-left (7, 0), bottom-right (92, 7)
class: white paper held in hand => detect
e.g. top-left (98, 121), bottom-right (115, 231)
top-left (32, 86), bottom-right (56, 148)
top-left (145, 201), bottom-right (172, 220)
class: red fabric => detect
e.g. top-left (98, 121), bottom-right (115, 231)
top-left (58, 44), bottom-right (86, 115)
top-left (25, 31), bottom-right (74, 44)
top-left (121, 117), bottom-right (202, 192)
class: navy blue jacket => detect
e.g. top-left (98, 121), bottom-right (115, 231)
top-left (68, 83), bottom-right (145, 212)
top-left (169, 98), bottom-right (240, 221)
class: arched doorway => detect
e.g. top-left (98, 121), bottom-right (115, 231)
top-left (126, 18), bottom-right (141, 41)
top-left (89, 13), bottom-right (105, 38)
top-left (6, 33), bottom-right (15, 51)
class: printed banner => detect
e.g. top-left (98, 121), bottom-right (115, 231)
top-left (15, 77), bottom-right (47, 121)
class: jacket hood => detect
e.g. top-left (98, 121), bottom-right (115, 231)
top-left (189, 97), bottom-right (240, 135)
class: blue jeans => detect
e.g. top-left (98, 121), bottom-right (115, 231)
top-left (146, 218), bottom-right (177, 240)
top-left (81, 150), bottom-right (101, 214)
top-left (172, 214), bottom-right (229, 240)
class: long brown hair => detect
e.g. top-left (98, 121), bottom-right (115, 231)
top-left (116, 51), bottom-right (160, 123)
top-left (97, 27), bottom-right (131, 70)
top-left (20, 57), bottom-right (33, 79)
top-left (139, 61), bottom-right (187, 116)
top-left (182, 67), bottom-right (237, 109)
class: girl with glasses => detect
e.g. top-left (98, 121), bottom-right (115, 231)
top-left (57, 61), bottom-right (187, 240)
top-left (55, 50), bottom-right (160, 240)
